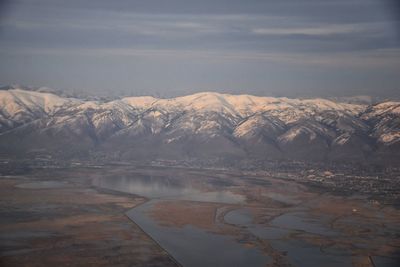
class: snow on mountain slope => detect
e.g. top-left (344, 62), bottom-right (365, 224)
top-left (233, 114), bottom-right (286, 139)
top-left (0, 89), bottom-right (80, 116)
top-left (122, 96), bottom-right (158, 109)
top-left (0, 89), bottom-right (82, 132)
top-left (0, 88), bottom-right (366, 120)
top-left (0, 87), bottom-right (399, 164)
top-left (122, 92), bottom-right (364, 122)
top-left (362, 101), bottom-right (400, 118)
top-left (361, 101), bottom-right (400, 146)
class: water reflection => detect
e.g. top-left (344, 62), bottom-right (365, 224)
top-left (271, 239), bottom-right (353, 267)
top-left (270, 212), bottom-right (337, 236)
top-left (93, 175), bottom-right (244, 204)
top-left (94, 174), bottom-right (271, 267)
top-left (224, 208), bottom-right (353, 266)
top-left (127, 200), bottom-right (270, 267)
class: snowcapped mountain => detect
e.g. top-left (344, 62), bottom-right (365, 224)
top-left (0, 88), bottom-right (399, 165)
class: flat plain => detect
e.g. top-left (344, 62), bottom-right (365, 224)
top-left (1, 164), bottom-right (399, 267)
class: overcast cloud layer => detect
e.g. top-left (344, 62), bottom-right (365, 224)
top-left (0, 0), bottom-right (399, 97)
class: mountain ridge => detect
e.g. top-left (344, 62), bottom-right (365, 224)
top-left (0, 87), bottom-right (399, 165)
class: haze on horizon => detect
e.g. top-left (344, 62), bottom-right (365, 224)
top-left (0, 0), bottom-right (399, 98)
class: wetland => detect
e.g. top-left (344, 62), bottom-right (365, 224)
top-left (1, 164), bottom-right (399, 267)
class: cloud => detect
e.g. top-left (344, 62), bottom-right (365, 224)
top-left (251, 24), bottom-right (371, 36)
top-left (2, 45), bottom-right (399, 70)
top-left (2, 11), bottom-right (397, 54)
top-left (0, 0), bottom-right (399, 97)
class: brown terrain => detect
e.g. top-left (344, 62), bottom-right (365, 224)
top-left (0, 168), bottom-right (178, 267)
top-left (150, 201), bottom-right (222, 230)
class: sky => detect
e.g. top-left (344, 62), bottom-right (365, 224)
top-left (0, 0), bottom-right (399, 98)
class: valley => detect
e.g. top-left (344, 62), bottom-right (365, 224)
top-left (1, 163), bottom-right (399, 267)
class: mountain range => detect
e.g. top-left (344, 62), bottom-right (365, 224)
top-left (0, 87), bottom-right (399, 165)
